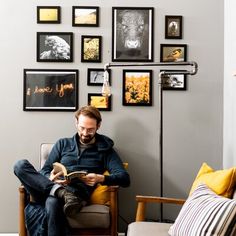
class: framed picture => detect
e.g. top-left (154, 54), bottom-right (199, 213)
top-left (87, 68), bottom-right (111, 86)
top-left (23, 69), bottom-right (78, 111)
top-left (161, 70), bottom-right (187, 90)
top-left (81, 35), bottom-right (102, 62)
top-left (72, 6), bottom-right (99, 27)
top-left (37, 6), bottom-right (61, 24)
top-left (112, 7), bottom-right (154, 62)
top-left (160, 44), bottom-right (187, 62)
top-left (88, 93), bottom-right (112, 111)
top-left (37, 32), bottom-right (73, 62)
top-left (165, 15), bottom-right (183, 39)
top-left (123, 70), bottom-right (152, 106)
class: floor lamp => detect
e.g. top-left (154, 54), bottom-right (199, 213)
top-left (103, 61), bottom-right (198, 221)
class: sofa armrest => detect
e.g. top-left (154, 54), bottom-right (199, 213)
top-left (135, 195), bottom-right (186, 221)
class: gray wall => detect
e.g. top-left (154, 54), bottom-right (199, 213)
top-left (0, 0), bottom-right (223, 233)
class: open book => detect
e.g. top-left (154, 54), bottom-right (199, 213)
top-left (53, 162), bottom-right (87, 181)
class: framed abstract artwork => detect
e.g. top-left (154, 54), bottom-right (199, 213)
top-left (87, 68), bottom-right (111, 86)
top-left (122, 70), bottom-right (152, 106)
top-left (88, 93), bottom-right (112, 111)
top-left (81, 35), bottom-right (102, 62)
top-left (23, 69), bottom-right (78, 111)
top-left (112, 7), bottom-right (154, 62)
top-left (37, 32), bottom-right (73, 62)
top-left (37, 6), bottom-right (61, 24)
top-left (72, 6), bottom-right (99, 27)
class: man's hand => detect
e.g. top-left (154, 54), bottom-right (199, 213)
top-left (81, 173), bottom-right (105, 186)
top-left (49, 170), bottom-right (69, 185)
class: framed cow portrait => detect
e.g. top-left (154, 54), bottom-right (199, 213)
top-left (112, 7), bottom-right (154, 62)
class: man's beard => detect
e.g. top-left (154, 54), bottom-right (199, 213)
top-left (79, 133), bottom-right (95, 144)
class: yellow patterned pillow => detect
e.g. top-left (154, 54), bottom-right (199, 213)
top-left (189, 162), bottom-right (236, 198)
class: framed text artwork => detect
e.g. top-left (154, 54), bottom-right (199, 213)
top-left (37, 6), bottom-right (61, 24)
top-left (37, 32), bottom-right (73, 62)
top-left (81, 35), bottom-right (102, 62)
top-left (112, 7), bottom-right (154, 62)
top-left (23, 69), bottom-right (78, 111)
top-left (72, 6), bottom-right (99, 27)
top-left (160, 44), bottom-right (187, 62)
top-left (123, 70), bottom-right (152, 106)
top-left (88, 93), bottom-right (112, 111)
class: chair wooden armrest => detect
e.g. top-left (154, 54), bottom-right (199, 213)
top-left (135, 195), bottom-right (186, 221)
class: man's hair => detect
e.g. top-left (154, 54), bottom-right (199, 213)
top-left (75, 106), bottom-right (102, 125)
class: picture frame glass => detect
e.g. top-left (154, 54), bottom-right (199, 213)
top-left (112, 7), bottom-right (154, 62)
top-left (73, 6), bottom-right (99, 26)
top-left (81, 36), bottom-right (101, 62)
top-left (23, 69), bottom-right (78, 111)
top-left (123, 70), bottom-right (152, 106)
top-left (37, 32), bottom-right (73, 62)
top-left (160, 44), bottom-right (187, 62)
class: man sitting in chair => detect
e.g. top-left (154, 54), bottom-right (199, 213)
top-left (14, 105), bottom-right (130, 236)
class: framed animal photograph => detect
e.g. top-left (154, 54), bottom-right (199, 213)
top-left (88, 93), bottom-right (112, 111)
top-left (72, 6), bottom-right (99, 27)
top-left (87, 68), bottom-right (111, 86)
top-left (161, 70), bottom-right (187, 90)
top-left (81, 35), bottom-right (102, 62)
top-left (37, 32), bottom-right (73, 62)
top-left (123, 70), bottom-right (152, 106)
top-left (165, 15), bottom-right (183, 39)
top-left (23, 69), bottom-right (79, 111)
top-left (160, 44), bottom-right (187, 62)
top-left (112, 7), bottom-right (154, 62)
top-left (37, 6), bottom-right (61, 24)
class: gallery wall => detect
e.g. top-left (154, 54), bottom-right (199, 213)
top-left (0, 0), bottom-right (224, 233)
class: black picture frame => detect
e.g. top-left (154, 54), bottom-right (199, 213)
top-left (87, 68), bottom-right (111, 86)
top-left (37, 32), bottom-right (73, 62)
top-left (37, 6), bottom-right (61, 24)
top-left (165, 15), bottom-right (183, 39)
top-left (112, 7), bottom-right (154, 62)
top-left (160, 44), bottom-right (187, 62)
top-left (81, 35), bottom-right (102, 62)
top-left (123, 70), bottom-right (152, 106)
top-left (72, 6), bottom-right (99, 27)
top-left (23, 69), bottom-right (78, 111)
top-left (161, 70), bottom-right (187, 90)
top-left (88, 93), bottom-right (112, 111)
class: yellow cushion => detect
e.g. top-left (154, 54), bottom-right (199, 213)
top-left (189, 162), bottom-right (236, 198)
top-left (90, 163), bottom-right (129, 205)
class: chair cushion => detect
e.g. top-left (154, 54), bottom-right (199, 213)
top-left (189, 162), bottom-right (236, 198)
top-left (168, 183), bottom-right (236, 236)
top-left (67, 204), bottom-right (110, 228)
top-left (127, 222), bottom-right (172, 236)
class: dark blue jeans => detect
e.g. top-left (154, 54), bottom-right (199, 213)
top-left (14, 159), bottom-right (67, 236)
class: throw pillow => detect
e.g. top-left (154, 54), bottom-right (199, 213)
top-left (189, 162), bottom-right (236, 198)
top-left (168, 183), bottom-right (236, 236)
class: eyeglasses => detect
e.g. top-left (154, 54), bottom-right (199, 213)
top-left (77, 126), bottom-right (96, 135)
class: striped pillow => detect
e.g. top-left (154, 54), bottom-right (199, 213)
top-left (168, 183), bottom-right (236, 236)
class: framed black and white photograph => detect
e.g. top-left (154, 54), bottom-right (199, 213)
top-left (161, 70), bottom-right (187, 90)
top-left (81, 35), bottom-right (102, 62)
top-left (160, 44), bottom-right (187, 62)
top-left (123, 70), bottom-right (152, 106)
top-left (37, 32), bottom-right (73, 62)
top-left (87, 68), bottom-right (111, 86)
top-left (165, 15), bottom-right (183, 39)
top-left (88, 93), bottom-right (112, 111)
top-left (72, 6), bottom-right (99, 27)
top-left (37, 6), bottom-right (61, 24)
top-left (112, 7), bottom-right (154, 62)
top-left (23, 69), bottom-right (78, 111)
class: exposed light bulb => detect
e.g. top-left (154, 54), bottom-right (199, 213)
top-left (102, 70), bottom-right (111, 97)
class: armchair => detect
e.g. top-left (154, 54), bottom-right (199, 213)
top-left (18, 143), bottom-right (124, 236)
